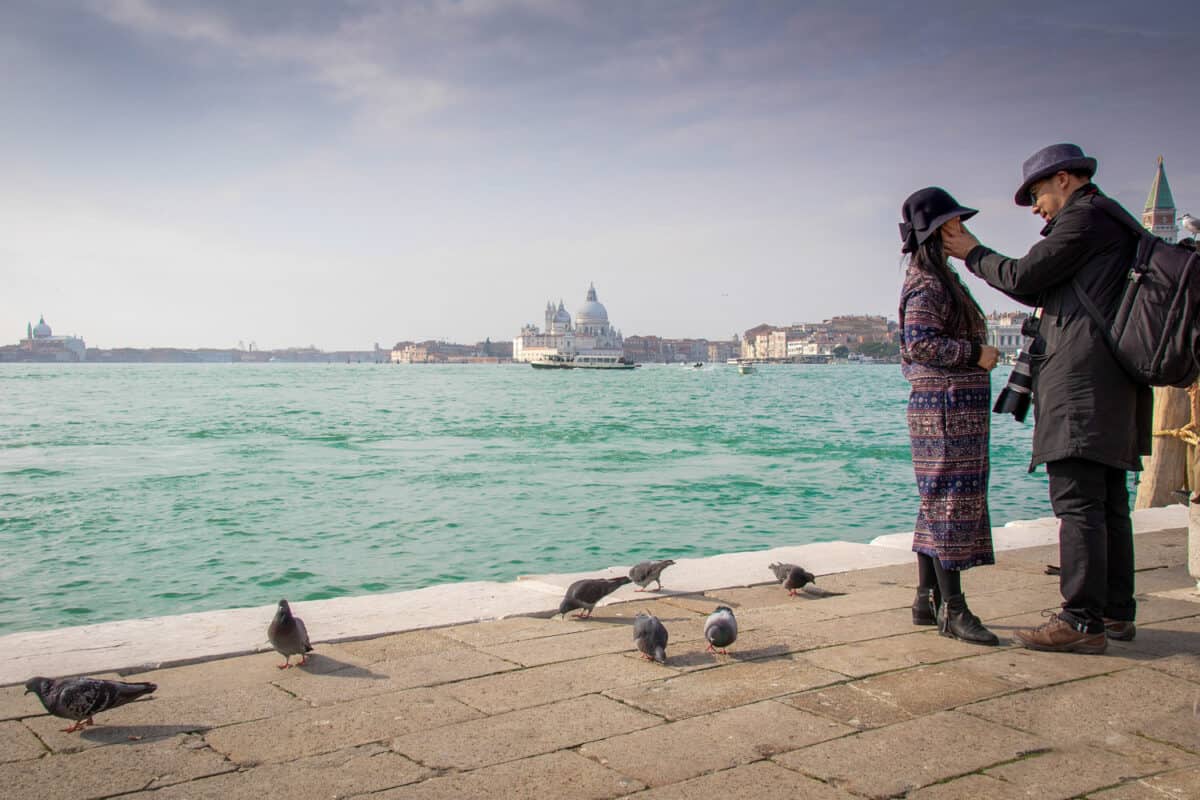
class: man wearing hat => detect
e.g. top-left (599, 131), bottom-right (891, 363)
top-left (943, 143), bottom-right (1152, 655)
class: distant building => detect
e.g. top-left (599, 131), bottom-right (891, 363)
top-left (6, 315), bottom-right (87, 362)
top-left (512, 283), bottom-right (624, 363)
top-left (1143, 156), bottom-right (1178, 243)
top-left (985, 310), bottom-right (1030, 360)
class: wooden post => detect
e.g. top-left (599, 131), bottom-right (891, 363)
top-left (1135, 386), bottom-right (1192, 509)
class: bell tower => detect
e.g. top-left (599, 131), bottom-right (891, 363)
top-left (1143, 156), bottom-right (1178, 243)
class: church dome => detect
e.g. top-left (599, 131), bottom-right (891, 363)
top-left (554, 301), bottom-right (572, 325)
top-left (32, 315), bottom-right (51, 338)
top-left (575, 284), bottom-right (609, 323)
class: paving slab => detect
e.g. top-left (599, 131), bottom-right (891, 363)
top-left (371, 750), bottom-right (645, 800)
top-left (121, 743), bottom-right (430, 799)
top-left (0, 733), bottom-right (236, 800)
top-left (333, 629), bottom-right (470, 662)
top-left (1143, 653), bottom-right (1200, 684)
top-left (772, 710), bottom-right (1046, 798)
top-left (204, 687), bottom-right (481, 764)
top-left (478, 623), bottom-right (673, 668)
top-left (785, 661), bottom-right (1014, 729)
top-left (580, 699), bottom-right (853, 787)
top-left (271, 648), bottom-right (520, 705)
top-left (800, 629), bottom-right (991, 678)
top-left (604, 655), bottom-right (845, 720)
top-left (1088, 766), bottom-right (1200, 799)
top-left (444, 652), bottom-right (670, 715)
top-left (0, 719), bottom-right (47, 763)
top-left (952, 647), bottom-right (1133, 691)
top-left (983, 745), bottom-right (1179, 800)
top-left (631, 759), bottom-right (860, 799)
top-left (23, 684), bottom-right (305, 753)
top-left (389, 693), bottom-right (662, 771)
top-left (963, 668), bottom-right (1200, 752)
top-left (904, 773), bottom-right (1028, 799)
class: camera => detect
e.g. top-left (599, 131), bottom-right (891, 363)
top-left (993, 315), bottom-right (1043, 423)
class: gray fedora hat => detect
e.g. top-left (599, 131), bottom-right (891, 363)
top-left (1014, 143), bottom-right (1097, 206)
top-left (899, 187), bottom-right (978, 254)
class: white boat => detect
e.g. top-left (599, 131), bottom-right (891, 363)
top-left (530, 353), bottom-right (638, 370)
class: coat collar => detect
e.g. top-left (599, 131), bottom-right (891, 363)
top-left (1040, 183), bottom-right (1099, 237)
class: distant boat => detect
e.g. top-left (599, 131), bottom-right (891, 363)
top-left (692, 362), bottom-right (703, 369)
top-left (738, 364), bottom-right (755, 375)
top-left (530, 353), bottom-right (638, 370)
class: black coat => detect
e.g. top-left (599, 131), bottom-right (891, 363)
top-left (965, 184), bottom-right (1153, 472)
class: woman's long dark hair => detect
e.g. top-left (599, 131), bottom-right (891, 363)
top-left (910, 234), bottom-right (986, 338)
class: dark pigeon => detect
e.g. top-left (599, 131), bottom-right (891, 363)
top-left (268, 598), bottom-right (313, 669)
top-left (24, 676), bottom-right (157, 733)
top-left (557, 576), bottom-right (631, 619)
top-left (633, 612), bottom-right (669, 664)
top-left (704, 606), bottom-right (738, 654)
top-left (628, 559), bottom-right (676, 592)
top-left (770, 562), bottom-right (817, 596)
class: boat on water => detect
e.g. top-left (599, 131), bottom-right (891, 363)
top-left (530, 353), bottom-right (638, 370)
top-left (738, 363), bottom-right (755, 375)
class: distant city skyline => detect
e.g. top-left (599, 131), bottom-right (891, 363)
top-left (2, 1), bottom-right (1195, 349)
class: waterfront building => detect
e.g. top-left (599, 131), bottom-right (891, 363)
top-left (7, 315), bottom-right (87, 362)
top-left (512, 283), bottom-right (624, 363)
top-left (1143, 156), bottom-right (1178, 243)
top-left (985, 310), bottom-right (1030, 361)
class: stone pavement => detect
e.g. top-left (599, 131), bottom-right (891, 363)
top-left (3, 529), bottom-right (1199, 799)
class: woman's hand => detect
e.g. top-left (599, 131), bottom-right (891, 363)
top-left (977, 345), bottom-right (1000, 371)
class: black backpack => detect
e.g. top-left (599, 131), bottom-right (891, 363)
top-left (1071, 195), bottom-right (1200, 388)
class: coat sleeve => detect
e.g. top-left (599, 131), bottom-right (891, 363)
top-left (964, 204), bottom-right (1094, 296)
top-left (901, 284), bottom-right (979, 369)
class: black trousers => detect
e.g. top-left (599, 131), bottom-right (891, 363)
top-left (1046, 458), bottom-right (1136, 627)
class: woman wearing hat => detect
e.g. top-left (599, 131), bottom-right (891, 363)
top-left (899, 187), bottom-right (1000, 646)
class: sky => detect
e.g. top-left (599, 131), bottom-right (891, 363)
top-left (2, 1), bottom-right (1197, 350)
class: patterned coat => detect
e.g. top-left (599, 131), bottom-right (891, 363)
top-left (900, 265), bottom-right (995, 570)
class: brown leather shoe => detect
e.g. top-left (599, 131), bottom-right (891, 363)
top-left (1103, 619), bottom-right (1136, 641)
top-left (1014, 612), bottom-right (1107, 654)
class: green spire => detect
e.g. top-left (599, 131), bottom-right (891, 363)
top-left (1145, 155), bottom-right (1176, 211)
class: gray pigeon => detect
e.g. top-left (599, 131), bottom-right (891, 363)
top-left (24, 676), bottom-right (157, 733)
top-left (633, 612), bottom-right (669, 664)
top-left (770, 562), bottom-right (817, 596)
top-left (268, 598), bottom-right (313, 669)
top-left (557, 576), bottom-right (631, 619)
top-left (628, 559), bottom-right (675, 592)
top-left (704, 606), bottom-right (738, 654)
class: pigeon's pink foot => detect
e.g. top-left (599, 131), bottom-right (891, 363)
top-left (62, 717), bottom-right (94, 733)
top-left (788, 589), bottom-right (798, 597)
top-left (705, 643), bottom-right (715, 653)
top-left (297, 655), bottom-right (309, 667)
top-left (634, 588), bottom-right (647, 592)
top-left (277, 662), bottom-right (292, 670)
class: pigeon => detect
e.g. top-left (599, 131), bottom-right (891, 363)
top-left (557, 576), bottom-right (631, 619)
top-left (24, 676), bottom-right (157, 733)
top-left (1181, 213), bottom-right (1200, 237)
top-left (704, 606), bottom-right (738, 654)
top-left (633, 612), bottom-right (669, 664)
top-left (268, 598), bottom-right (313, 669)
top-left (628, 559), bottom-right (675, 592)
top-left (770, 562), bottom-right (817, 596)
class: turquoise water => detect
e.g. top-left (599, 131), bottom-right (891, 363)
top-left (0, 363), bottom-right (1050, 635)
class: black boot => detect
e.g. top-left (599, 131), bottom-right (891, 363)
top-left (938, 594), bottom-right (999, 646)
top-left (912, 587), bottom-right (939, 626)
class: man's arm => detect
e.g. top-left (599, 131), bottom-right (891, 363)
top-left (955, 208), bottom-right (1094, 296)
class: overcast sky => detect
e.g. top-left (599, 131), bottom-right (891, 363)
top-left (2, 1), bottom-right (1196, 349)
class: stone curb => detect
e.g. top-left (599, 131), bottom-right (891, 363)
top-left (1, 506), bottom-right (1187, 686)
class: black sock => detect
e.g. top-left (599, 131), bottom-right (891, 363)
top-left (931, 558), bottom-right (962, 598)
top-left (916, 553), bottom-right (938, 591)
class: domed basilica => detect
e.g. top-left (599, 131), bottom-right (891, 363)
top-left (513, 284), bottom-right (624, 362)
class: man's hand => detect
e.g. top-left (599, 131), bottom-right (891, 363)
top-left (941, 218), bottom-right (981, 260)
top-left (977, 345), bottom-right (1000, 371)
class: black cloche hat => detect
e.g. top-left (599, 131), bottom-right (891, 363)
top-left (899, 187), bottom-right (978, 254)
top-left (1014, 143), bottom-right (1097, 206)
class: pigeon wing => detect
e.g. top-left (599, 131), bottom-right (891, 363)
top-left (628, 562), bottom-right (652, 585)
